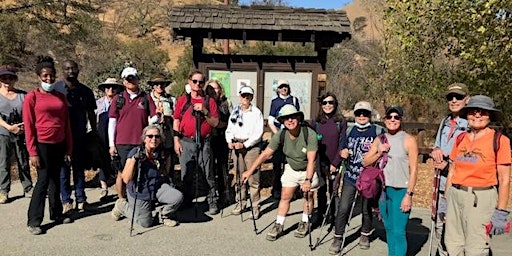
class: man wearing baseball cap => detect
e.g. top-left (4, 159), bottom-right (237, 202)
top-left (108, 66), bottom-right (158, 206)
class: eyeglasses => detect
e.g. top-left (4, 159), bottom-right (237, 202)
top-left (445, 93), bottom-right (465, 101)
top-left (191, 79), bottom-right (205, 85)
top-left (385, 115), bottom-right (402, 121)
top-left (321, 100), bottom-right (335, 106)
top-left (354, 110), bottom-right (371, 117)
top-left (146, 134), bottom-right (161, 139)
top-left (467, 108), bottom-right (489, 116)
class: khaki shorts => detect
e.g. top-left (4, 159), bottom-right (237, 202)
top-left (280, 164), bottom-right (319, 191)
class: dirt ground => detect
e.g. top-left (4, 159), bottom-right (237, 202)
top-left (12, 158), bottom-right (512, 209)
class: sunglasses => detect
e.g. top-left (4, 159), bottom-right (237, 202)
top-left (240, 93), bottom-right (252, 98)
top-left (191, 79), bottom-right (205, 85)
top-left (153, 83), bottom-right (167, 87)
top-left (467, 108), bottom-right (489, 116)
top-left (125, 75), bottom-right (139, 81)
top-left (278, 85), bottom-right (289, 89)
top-left (321, 100), bottom-right (335, 106)
top-left (445, 93), bottom-right (465, 101)
top-left (354, 110), bottom-right (371, 117)
top-left (146, 134), bottom-right (161, 139)
top-left (385, 115), bottom-right (402, 121)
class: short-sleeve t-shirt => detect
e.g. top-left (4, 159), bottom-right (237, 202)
top-left (450, 129), bottom-right (511, 187)
top-left (268, 126), bottom-right (318, 171)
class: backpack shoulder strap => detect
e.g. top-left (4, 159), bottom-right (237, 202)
top-left (141, 91), bottom-right (150, 117)
top-left (279, 129), bottom-right (287, 149)
top-left (455, 131), bottom-right (467, 148)
top-left (346, 122), bottom-right (354, 136)
top-left (180, 93), bottom-right (192, 117)
top-left (493, 129), bottom-right (502, 155)
top-left (303, 125), bottom-right (309, 146)
top-left (116, 92), bottom-right (125, 111)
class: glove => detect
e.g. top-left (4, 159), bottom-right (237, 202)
top-left (490, 209), bottom-right (511, 236)
top-left (437, 196), bottom-right (447, 222)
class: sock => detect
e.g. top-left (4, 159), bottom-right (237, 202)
top-left (101, 185), bottom-right (108, 189)
top-left (276, 215), bottom-right (285, 225)
top-left (302, 213), bottom-right (309, 223)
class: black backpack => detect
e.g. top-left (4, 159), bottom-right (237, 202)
top-left (116, 91), bottom-right (151, 117)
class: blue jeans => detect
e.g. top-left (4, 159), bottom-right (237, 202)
top-left (60, 153), bottom-right (86, 204)
top-left (379, 187), bottom-right (410, 256)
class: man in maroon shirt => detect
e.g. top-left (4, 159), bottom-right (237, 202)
top-left (173, 71), bottom-right (219, 215)
top-left (108, 67), bottom-right (157, 202)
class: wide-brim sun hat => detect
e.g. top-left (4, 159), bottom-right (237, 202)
top-left (277, 104), bottom-right (304, 124)
top-left (98, 78), bottom-right (123, 91)
top-left (460, 95), bottom-right (502, 121)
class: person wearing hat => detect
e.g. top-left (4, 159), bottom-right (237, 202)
top-left (363, 105), bottom-right (418, 256)
top-left (329, 100), bottom-right (384, 254)
top-left (242, 104), bottom-right (319, 241)
top-left (444, 95), bottom-right (510, 255)
top-left (429, 82), bottom-right (470, 256)
top-left (268, 79), bottom-right (300, 200)
top-left (95, 78), bottom-right (123, 200)
top-left (0, 65), bottom-right (33, 204)
top-left (56, 60), bottom-right (97, 213)
top-left (108, 66), bottom-right (157, 205)
top-left (148, 75), bottom-right (176, 183)
top-left (225, 85), bottom-right (263, 218)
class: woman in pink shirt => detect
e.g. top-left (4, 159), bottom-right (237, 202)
top-left (23, 56), bottom-right (73, 235)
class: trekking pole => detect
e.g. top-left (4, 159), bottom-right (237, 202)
top-left (221, 149), bottom-right (233, 218)
top-left (245, 182), bottom-right (258, 234)
top-left (313, 188), bottom-right (336, 249)
top-left (235, 149), bottom-right (243, 221)
top-left (339, 190), bottom-right (359, 255)
top-left (130, 147), bottom-right (144, 237)
top-left (427, 168), bottom-right (442, 256)
top-left (194, 111), bottom-right (201, 218)
top-left (304, 191), bottom-right (313, 251)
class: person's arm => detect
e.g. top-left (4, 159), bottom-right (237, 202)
top-left (362, 135), bottom-right (390, 167)
top-left (431, 119), bottom-right (446, 163)
top-left (202, 98), bottom-right (219, 127)
top-left (401, 134), bottom-right (418, 212)
top-left (22, 92), bottom-right (38, 157)
top-left (444, 161), bottom-right (455, 198)
top-left (0, 118), bottom-right (22, 135)
top-left (86, 89), bottom-right (97, 132)
top-left (496, 164), bottom-right (510, 210)
top-left (242, 146), bottom-right (275, 183)
top-left (267, 116), bottom-right (278, 134)
top-left (301, 150), bottom-right (316, 192)
top-left (121, 157), bottom-right (137, 184)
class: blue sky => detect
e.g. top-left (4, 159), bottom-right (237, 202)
top-left (238, 0), bottom-right (353, 10)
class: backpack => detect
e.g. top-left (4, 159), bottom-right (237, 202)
top-left (356, 134), bottom-right (388, 199)
top-left (455, 129), bottom-right (502, 160)
top-left (180, 92), bottom-right (210, 117)
top-left (116, 91), bottom-right (151, 117)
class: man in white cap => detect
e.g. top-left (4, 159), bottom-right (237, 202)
top-left (108, 66), bottom-right (159, 206)
top-left (267, 79), bottom-right (300, 200)
top-left (225, 86), bottom-right (264, 219)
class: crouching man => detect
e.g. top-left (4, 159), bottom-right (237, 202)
top-left (111, 124), bottom-right (183, 227)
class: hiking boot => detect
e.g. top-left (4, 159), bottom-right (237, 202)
top-left (359, 234), bottom-right (370, 250)
top-left (99, 189), bottom-right (108, 201)
top-left (294, 221), bottom-right (309, 238)
top-left (77, 202), bottom-right (88, 212)
top-left (266, 223), bottom-right (284, 241)
top-left (231, 202), bottom-right (245, 215)
top-left (329, 236), bottom-right (343, 255)
top-left (111, 199), bottom-right (126, 221)
top-left (207, 203), bottom-right (219, 215)
top-left (62, 200), bottom-right (73, 214)
top-left (54, 214), bottom-right (72, 224)
top-left (0, 191), bottom-right (7, 204)
top-left (24, 186), bottom-right (34, 198)
top-left (250, 206), bottom-right (260, 220)
top-left (162, 218), bottom-right (179, 227)
top-left (27, 226), bottom-right (42, 235)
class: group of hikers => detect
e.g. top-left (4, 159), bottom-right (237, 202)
top-left (0, 57), bottom-right (509, 255)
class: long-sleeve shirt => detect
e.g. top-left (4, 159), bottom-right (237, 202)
top-left (225, 104), bottom-right (263, 148)
top-left (22, 89), bottom-right (73, 156)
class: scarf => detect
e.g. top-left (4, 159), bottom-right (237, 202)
top-left (229, 104), bottom-right (243, 127)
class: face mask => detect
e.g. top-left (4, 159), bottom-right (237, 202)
top-left (41, 81), bottom-right (55, 92)
top-left (355, 122), bottom-right (371, 129)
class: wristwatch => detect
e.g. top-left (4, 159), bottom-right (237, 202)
top-left (407, 191), bottom-right (414, 196)
top-left (304, 178), bottom-right (312, 182)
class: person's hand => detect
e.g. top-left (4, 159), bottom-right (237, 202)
top-left (234, 142), bottom-right (244, 150)
top-left (433, 160), bottom-right (448, 170)
top-left (29, 156), bottom-right (40, 168)
top-left (228, 142), bottom-right (234, 149)
top-left (437, 196), bottom-right (447, 222)
top-left (8, 124), bottom-right (22, 135)
top-left (378, 143), bottom-right (390, 154)
top-left (340, 148), bottom-right (349, 159)
top-left (193, 103), bottom-right (207, 115)
top-left (241, 171), bottom-right (252, 184)
top-left (174, 140), bottom-right (183, 157)
top-left (490, 209), bottom-right (511, 235)
top-left (400, 194), bottom-right (412, 212)
top-left (64, 154), bottom-right (72, 166)
top-left (109, 146), bottom-right (117, 157)
top-left (301, 180), bottom-right (311, 192)
top-left (329, 164), bottom-right (336, 173)
top-left (430, 147), bottom-right (444, 163)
